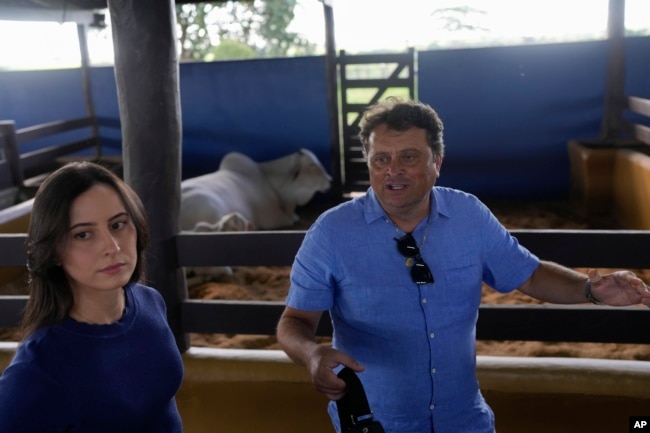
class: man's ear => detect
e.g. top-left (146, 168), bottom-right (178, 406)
top-left (434, 155), bottom-right (443, 177)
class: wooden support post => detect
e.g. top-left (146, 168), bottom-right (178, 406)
top-left (108, 0), bottom-right (189, 351)
top-left (323, 0), bottom-right (342, 199)
top-left (600, 0), bottom-right (626, 142)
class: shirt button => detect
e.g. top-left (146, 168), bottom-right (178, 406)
top-left (429, 332), bottom-right (435, 339)
top-left (431, 368), bottom-right (436, 374)
top-left (421, 298), bottom-right (427, 304)
top-left (430, 404), bottom-right (435, 410)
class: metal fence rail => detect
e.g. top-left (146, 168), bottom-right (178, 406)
top-left (2, 229), bottom-right (649, 344)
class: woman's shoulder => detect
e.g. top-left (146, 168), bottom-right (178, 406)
top-left (127, 282), bottom-right (167, 313)
top-left (7, 327), bottom-right (60, 374)
top-left (128, 282), bottom-right (164, 300)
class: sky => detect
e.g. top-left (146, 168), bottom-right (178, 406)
top-left (0, 0), bottom-right (649, 69)
top-left (293, 0), bottom-right (649, 52)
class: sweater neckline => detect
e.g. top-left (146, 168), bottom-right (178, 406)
top-left (62, 283), bottom-right (137, 337)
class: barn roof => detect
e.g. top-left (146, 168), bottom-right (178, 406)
top-left (0, 0), bottom-right (233, 22)
top-left (1, 0), bottom-right (225, 9)
top-left (1, 0), bottom-right (108, 10)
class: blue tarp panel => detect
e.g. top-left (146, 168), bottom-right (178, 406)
top-left (1, 37), bottom-right (648, 199)
top-left (418, 40), bottom-right (608, 199)
top-left (0, 69), bottom-right (89, 154)
top-left (177, 56), bottom-right (330, 179)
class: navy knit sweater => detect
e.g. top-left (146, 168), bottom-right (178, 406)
top-left (0, 283), bottom-right (184, 432)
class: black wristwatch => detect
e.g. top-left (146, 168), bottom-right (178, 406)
top-left (584, 279), bottom-right (605, 305)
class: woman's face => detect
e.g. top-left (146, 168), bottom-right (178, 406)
top-left (59, 184), bottom-right (137, 296)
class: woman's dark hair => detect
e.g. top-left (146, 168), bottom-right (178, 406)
top-left (358, 97), bottom-right (445, 157)
top-left (21, 161), bottom-right (149, 339)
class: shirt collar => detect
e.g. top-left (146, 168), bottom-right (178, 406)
top-left (363, 187), bottom-right (450, 225)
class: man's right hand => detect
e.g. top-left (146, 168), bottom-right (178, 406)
top-left (307, 345), bottom-right (365, 401)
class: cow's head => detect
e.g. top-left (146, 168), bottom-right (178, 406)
top-left (261, 148), bottom-right (331, 209)
top-left (289, 148), bottom-right (332, 205)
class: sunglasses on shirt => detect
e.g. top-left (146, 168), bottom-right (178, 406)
top-left (394, 233), bottom-right (434, 285)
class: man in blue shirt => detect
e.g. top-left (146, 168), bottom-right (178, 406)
top-left (276, 98), bottom-right (650, 433)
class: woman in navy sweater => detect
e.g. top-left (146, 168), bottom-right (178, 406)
top-left (0, 162), bottom-right (184, 432)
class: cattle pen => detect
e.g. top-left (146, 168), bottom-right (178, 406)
top-left (2, 198), bottom-right (650, 432)
top-left (2, 0), bottom-right (650, 432)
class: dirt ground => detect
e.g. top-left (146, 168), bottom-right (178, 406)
top-left (2, 198), bottom-right (650, 360)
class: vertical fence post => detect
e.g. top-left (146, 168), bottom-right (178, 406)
top-left (0, 121), bottom-right (24, 188)
top-left (76, 23), bottom-right (102, 160)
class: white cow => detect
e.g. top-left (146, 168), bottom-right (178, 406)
top-left (180, 148), bottom-right (332, 232)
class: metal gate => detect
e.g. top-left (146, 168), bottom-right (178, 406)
top-left (336, 48), bottom-right (416, 196)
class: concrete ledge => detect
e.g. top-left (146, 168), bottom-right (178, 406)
top-left (181, 347), bottom-right (311, 383)
top-left (477, 355), bottom-right (650, 398)
top-left (181, 347), bottom-right (650, 397)
top-left (568, 140), bottom-right (650, 229)
top-left (177, 347), bottom-right (331, 433)
top-left (3, 343), bottom-right (650, 433)
top-left (4, 342), bottom-right (650, 395)
top-left (613, 149), bottom-right (650, 230)
top-left (567, 139), bottom-right (617, 215)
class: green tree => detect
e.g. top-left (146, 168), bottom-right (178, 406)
top-left (255, 0), bottom-right (315, 57)
top-left (176, 2), bottom-right (218, 61)
top-left (205, 39), bottom-right (257, 61)
top-left (176, 0), bottom-right (316, 62)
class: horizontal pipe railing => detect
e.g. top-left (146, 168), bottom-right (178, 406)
top-left (21, 137), bottom-right (99, 177)
top-left (4, 296), bottom-right (649, 344)
top-left (1, 229), bottom-right (649, 343)
top-left (0, 117), bottom-right (101, 191)
top-left (624, 95), bottom-right (650, 146)
top-left (4, 229), bottom-right (650, 274)
top-left (627, 96), bottom-right (650, 118)
top-left (175, 229), bottom-right (650, 269)
top-left (14, 117), bottom-right (95, 145)
top-left (337, 50), bottom-right (414, 66)
top-left (475, 304), bottom-right (649, 343)
top-left (175, 231), bottom-right (305, 267)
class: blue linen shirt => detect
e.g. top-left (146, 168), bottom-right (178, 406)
top-left (286, 187), bottom-right (540, 433)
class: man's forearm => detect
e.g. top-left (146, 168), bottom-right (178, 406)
top-left (277, 315), bottom-right (322, 367)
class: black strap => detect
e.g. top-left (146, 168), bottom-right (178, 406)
top-left (336, 367), bottom-right (383, 433)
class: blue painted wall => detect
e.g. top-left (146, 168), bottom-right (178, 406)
top-left (1, 37), bottom-right (648, 200)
